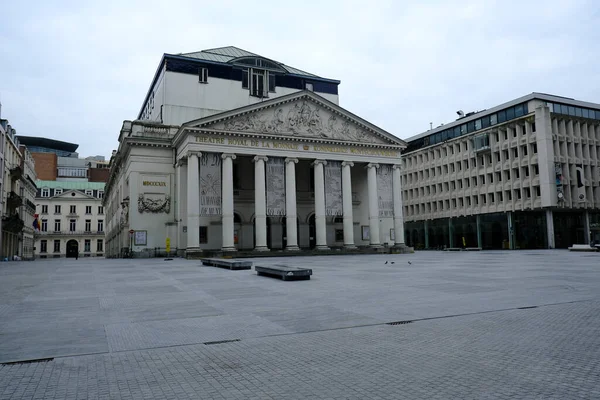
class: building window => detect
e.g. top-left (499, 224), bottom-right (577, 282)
top-left (86, 206), bottom-right (92, 214)
top-left (98, 191), bottom-right (104, 199)
top-left (54, 188), bottom-right (63, 196)
top-left (55, 205), bottom-right (61, 214)
top-left (70, 205), bottom-right (76, 214)
top-left (53, 240), bottom-right (60, 253)
top-left (40, 240), bottom-right (47, 253)
top-left (41, 188), bottom-right (49, 197)
top-left (97, 220), bottom-right (104, 232)
top-left (199, 226), bottom-right (208, 243)
top-left (536, 186), bottom-right (541, 196)
top-left (85, 220), bottom-right (91, 232)
top-left (85, 190), bottom-right (93, 196)
top-left (198, 67), bottom-right (208, 83)
top-left (41, 205), bottom-right (48, 214)
top-left (69, 219), bottom-right (76, 232)
top-left (534, 165), bottom-right (539, 175)
top-left (84, 240), bottom-right (91, 252)
top-left (54, 220), bottom-right (61, 232)
top-left (41, 219), bottom-right (48, 232)
top-left (97, 239), bottom-right (103, 252)
top-left (98, 206), bottom-right (104, 214)
top-left (268, 73), bottom-right (276, 92)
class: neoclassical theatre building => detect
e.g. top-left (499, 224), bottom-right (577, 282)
top-left (104, 47), bottom-right (407, 257)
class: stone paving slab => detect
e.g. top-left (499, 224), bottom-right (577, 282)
top-left (0, 300), bottom-right (599, 399)
top-left (0, 251), bottom-right (600, 397)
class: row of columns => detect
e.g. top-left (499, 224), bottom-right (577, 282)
top-left (185, 152), bottom-right (405, 252)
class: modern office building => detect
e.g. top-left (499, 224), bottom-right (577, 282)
top-left (401, 92), bottom-right (600, 250)
top-left (104, 46), bottom-right (408, 257)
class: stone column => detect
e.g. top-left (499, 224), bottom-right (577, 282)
top-left (285, 158), bottom-right (300, 251)
top-left (545, 209), bottom-right (555, 248)
top-left (186, 151), bottom-right (201, 253)
top-left (341, 161), bottom-right (356, 248)
top-left (448, 218), bottom-right (454, 248)
top-left (392, 164), bottom-right (405, 247)
top-left (253, 156), bottom-right (269, 251)
top-left (584, 211), bottom-right (591, 245)
top-left (366, 163), bottom-right (381, 248)
top-left (476, 215), bottom-right (482, 249)
top-left (312, 160), bottom-right (329, 250)
top-left (221, 153), bottom-right (236, 252)
top-left (508, 211), bottom-right (515, 250)
top-left (176, 158), bottom-right (187, 255)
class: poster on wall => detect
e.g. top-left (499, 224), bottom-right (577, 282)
top-left (199, 153), bottom-right (222, 216)
top-left (266, 157), bottom-right (286, 216)
top-left (325, 161), bottom-right (343, 216)
top-left (575, 165), bottom-right (586, 202)
top-left (377, 164), bottom-right (394, 217)
top-left (134, 230), bottom-right (147, 246)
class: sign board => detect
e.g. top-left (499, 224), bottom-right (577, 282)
top-left (134, 230), bottom-right (147, 246)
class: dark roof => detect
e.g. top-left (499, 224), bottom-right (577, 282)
top-left (15, 136), bottom-right (79, 152)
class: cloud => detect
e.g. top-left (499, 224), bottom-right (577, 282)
top-left (0, 0), bottom-right (598, 159)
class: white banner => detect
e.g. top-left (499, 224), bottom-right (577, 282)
top-left (266, 157), bottom-right (286, 216)
top-left (199, 153), bottom-right (222, 216)
top-left (325, 161), bottom-right (343, 216)
top-left (378, 164), bottom-right (394, 217)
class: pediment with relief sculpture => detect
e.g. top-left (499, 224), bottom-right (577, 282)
top-left (185, 91), bottom-right (406, 147)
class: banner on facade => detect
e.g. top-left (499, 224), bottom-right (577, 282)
top-left (377, 164), bottom-right (394, 217)
top-left (325, 161), bottom-right (343, 216)
top-left (199, 153), bottom-right (222, 216)
top-left (266, 157), bottom-right (286, 216)
top-left (575, 165), bottom-right (586, 202)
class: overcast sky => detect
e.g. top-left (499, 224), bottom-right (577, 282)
top-left (1, 0), bottom-right (599, 159)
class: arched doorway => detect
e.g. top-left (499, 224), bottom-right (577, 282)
top-left (66, 240), bottom-right (78, 258)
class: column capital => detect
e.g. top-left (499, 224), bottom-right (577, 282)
top-left (222, 153), bottom-right (236, 160)
top-left (285, 157), bottom-right (299, 164)
top-left (341, 161), bottom-right (354, 168)
top-left (253, 155), bottom-right (268, 163)
top-left (366, 163), bottom-right (379, 170)
top-left (186, 150), bottom-right (201, 159)
top-left (392, 164), bottom-right (402, 171)
top-left (176, 158), bottom-right (187, 167)
top-left (312, 159), bottom-right (328, 167)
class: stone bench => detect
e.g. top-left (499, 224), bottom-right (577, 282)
top-left (568, 244), bottom-right (598, 252)
top-left (201, 258), bottom-right (252, 270)
top-left (255, 265), bottom-right (312, 281)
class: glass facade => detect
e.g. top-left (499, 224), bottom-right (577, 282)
top-left (406, 102), bottom-right (529, 153)
top-left (547, 102), bottom-right (600, 121)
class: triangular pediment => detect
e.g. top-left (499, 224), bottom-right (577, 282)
top-left (53, 190), bottom-right (96, 200)
top-left (182, 91), bottom-right (406, 147)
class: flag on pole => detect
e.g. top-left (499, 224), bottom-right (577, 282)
top-left (32, 214), bottom-right (41, 231)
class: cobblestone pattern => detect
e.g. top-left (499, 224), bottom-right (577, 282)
top-left (1, 301), bottom-right (599, 399)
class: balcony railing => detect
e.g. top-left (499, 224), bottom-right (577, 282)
top-left (9, 165), bottom-right (22, 181)
top-left (35, 230), bottom-right (105, 236)
top-left (7, 191), bottom-right (23, 209)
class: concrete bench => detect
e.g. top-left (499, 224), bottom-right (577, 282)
top-left (568, 244), bottom-right (598, 252)
top-left (465, 247), bottom-right (482, 251)
top-left (201, 258), bottom-right (252, 270)
top-left (444, 248), bottom-right (463, 252)
top-left (255, 265), bottom-right (312, 281)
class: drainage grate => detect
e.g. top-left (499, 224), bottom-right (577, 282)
top-left (204, 339), bottom-right (241, 346)
top-left (386, 320), bottom-right (414, 326)
top-left (2, 357), bottom-right (54, 366)
top-left (517, 306), bottom-right (538, 310)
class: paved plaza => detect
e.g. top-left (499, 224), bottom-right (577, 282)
top-left (0, 251), bottom-right (599, 399)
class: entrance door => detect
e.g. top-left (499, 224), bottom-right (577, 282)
top-left (308, 214), bottom-right (316, 249)
top-left (66, 239), bottom-right (79, 258)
